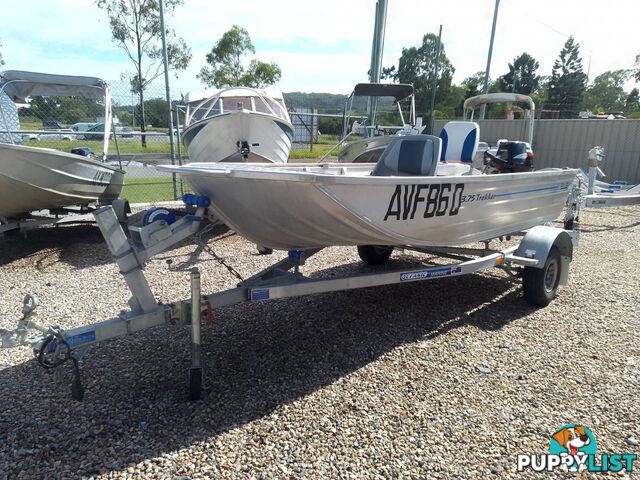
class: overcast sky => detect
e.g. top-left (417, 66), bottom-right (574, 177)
top-left (1, 0), bottom-right (639, 97)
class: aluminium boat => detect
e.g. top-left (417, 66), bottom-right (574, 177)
top-left (183, 87), bottom-right (294, 163)
top-left (160, 133), bottom-right (578, 251)
top-left (0, 70), bottom-right (124, 220)
top-left (327, 82), bottom-right (425, 164)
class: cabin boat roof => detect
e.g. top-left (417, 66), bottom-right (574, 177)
top-left (185, 87), bottom-right (285, 105)
top-left (184, 86), bottom-right (290, 127)
top-left (0, 70), bottom-right (108, 103)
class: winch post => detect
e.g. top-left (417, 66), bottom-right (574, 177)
top-left (94, 206), bottom-right (157, 312)
top-left (189, 268), bottom-right (203, 400)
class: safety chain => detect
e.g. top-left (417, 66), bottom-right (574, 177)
top-left (194, 223), bottom-right (245, 283)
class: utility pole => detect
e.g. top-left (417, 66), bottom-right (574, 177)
top-left (428, 25), bottom-right (443, 134)
top-left (159, 0), bottom-right (178, 200)
top-left (368, 0), bottom-right (388, 125)
top-left (480, 0), bottom-right (500, 119)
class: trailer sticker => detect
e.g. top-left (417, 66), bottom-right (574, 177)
top-left (384, 183), bottom-right (464, 221)
top-left (66, 330), bottom-right (97, 347)
top-left (251, 289), bottom-right (270, 301)
top-left (400, 265), bottom-right (463, 282)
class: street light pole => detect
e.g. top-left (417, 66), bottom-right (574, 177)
top-left (480, 0), bottom-right (500, 119)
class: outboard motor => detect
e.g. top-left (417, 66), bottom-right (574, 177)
top-left (484, 140), bottom-right (533, 173)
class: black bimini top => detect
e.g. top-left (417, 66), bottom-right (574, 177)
top-left (351, 83), bottom-right (414, 101)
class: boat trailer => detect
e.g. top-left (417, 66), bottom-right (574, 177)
top-left (579, 147), bottom-right (640, 209)
top-left (1, 195), bottom-right (577, 400)
top-left (0, 199), bottom-right (130, 237)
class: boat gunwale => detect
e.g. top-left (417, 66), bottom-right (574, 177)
top-left (0, 142), bottom-right (125, 174)
top-left (159, 163), bottom-right (580, 187)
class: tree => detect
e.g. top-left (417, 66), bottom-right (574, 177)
top-left (625, 88), bottom-right (640, 114)
top-left (547, 36), bottom-right (587, 118)
top-left (96, 0), bottom-right (192, 147)
top-left (382, 33), bottom-right (455, 120)
top-left (198, 26), bottom-right (281, 88)
top-left (135, 97), bottom-right (169, 128)
top-left (461, 72), bottom-right (487, 99)
top-left (498, 52), bottom-right (540, 95)
top-left (585, 69), bottom-right (631, 112)
top-left (634, 53), bottom-right (640, 83)
top-left (0, 41), bottom-right (4, 67)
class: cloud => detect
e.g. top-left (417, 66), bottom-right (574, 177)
top-left (1, 0), bottom-right (638, 97)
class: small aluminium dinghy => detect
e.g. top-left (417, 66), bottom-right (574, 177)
top-left (160, 130), bottom-right (578, 250)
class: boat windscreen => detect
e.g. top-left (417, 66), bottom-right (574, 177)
top-left (222, 96), bottom-right (253, 112)
top-left (188, 98), bottom-right (222, 123)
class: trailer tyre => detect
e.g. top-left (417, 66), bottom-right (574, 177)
top-left (357, 245), bottom-right (393, 266)
top-left (257, 245), bottom-right (273, 255)
top-left (523, 246), bottom-right (561, 307)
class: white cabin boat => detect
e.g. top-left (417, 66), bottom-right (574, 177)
top-left (183, 87), bottom-right (294, 164)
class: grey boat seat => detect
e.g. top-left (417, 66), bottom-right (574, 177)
top-left (371, 135), bottom-right (442, 177)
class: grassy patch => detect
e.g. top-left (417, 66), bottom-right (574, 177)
top-left (121, 176), bottom-right (181, 203)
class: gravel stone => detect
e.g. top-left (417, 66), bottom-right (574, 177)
top-left (0, 206), bottom-right (639, 479)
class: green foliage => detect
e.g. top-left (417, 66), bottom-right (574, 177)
top-left (96, 0), bottom-right (191, 93)
top-left (318, 116), bottom-right (342, 135)
top-left (198, 26), bottom-right (281, 88)
top-left (382, 33), bottom-right (455, 118)
top-left (122, 177), bottom-right (175, 203)
top-left (635, 53), bottom-right (640, 83)
top-left (135, 98), bottom-right (169, 127)
top-left (626, 88), bottom-right (640, 115)
top-left (547, 36), bottom-right (587, 118)
top-left (22, 96), bottom-right (104, 125)
top-left (461, 71), bottom-right (487, 99)
top-left (284, 92), bottom-right (346, 112)
top-left (114, 108), bottom-right (133, 126)
top-left (498, 52), bottom-right (540, 95)
top-left (627, 111), bottom-right (640, 119)
top-left (96, 0), bottom-right (191, 146)
top-left (585, 69), bottom-right (632, 112)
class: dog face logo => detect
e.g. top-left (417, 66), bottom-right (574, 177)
top-left (552, 425), bottom-right (592, 456)
top-left (549, 424), bottom-right (598, 471)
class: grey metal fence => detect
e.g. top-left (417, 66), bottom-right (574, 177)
top-left (434, 119), bottom-right (640, 184)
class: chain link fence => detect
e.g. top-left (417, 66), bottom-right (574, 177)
top-left (2, 80), bottom-right (358, 203)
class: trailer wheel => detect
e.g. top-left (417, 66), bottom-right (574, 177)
top-left (189, 367), bottom-right (202, 401)
top-left (563, 217), bottom-right (574, 230)
top-left (357, 245), bottom-right (393, 266)
top-left (257, 245), bottom-right (273, 255)
top-left (523, 246), bottom-right (561, 307)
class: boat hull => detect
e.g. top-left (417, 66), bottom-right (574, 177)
top-left (183, 110), bottom-right (293, 163)
top-left (162, 163), bottom-right (579, 250)
top-left (0, 143), bottom-right (124, 219)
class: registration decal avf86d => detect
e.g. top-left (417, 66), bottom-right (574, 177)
top-left (384, 183), bottom-right (464, 221)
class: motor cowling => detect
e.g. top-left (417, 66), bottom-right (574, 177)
top-left (486, 141), bottom-right (533, 173)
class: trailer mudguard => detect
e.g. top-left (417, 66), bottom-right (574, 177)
top-left (514, 226), bottom-right (573, 285)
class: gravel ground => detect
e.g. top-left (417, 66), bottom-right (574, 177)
top-left (0, 206), bottom-right (638, 479)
